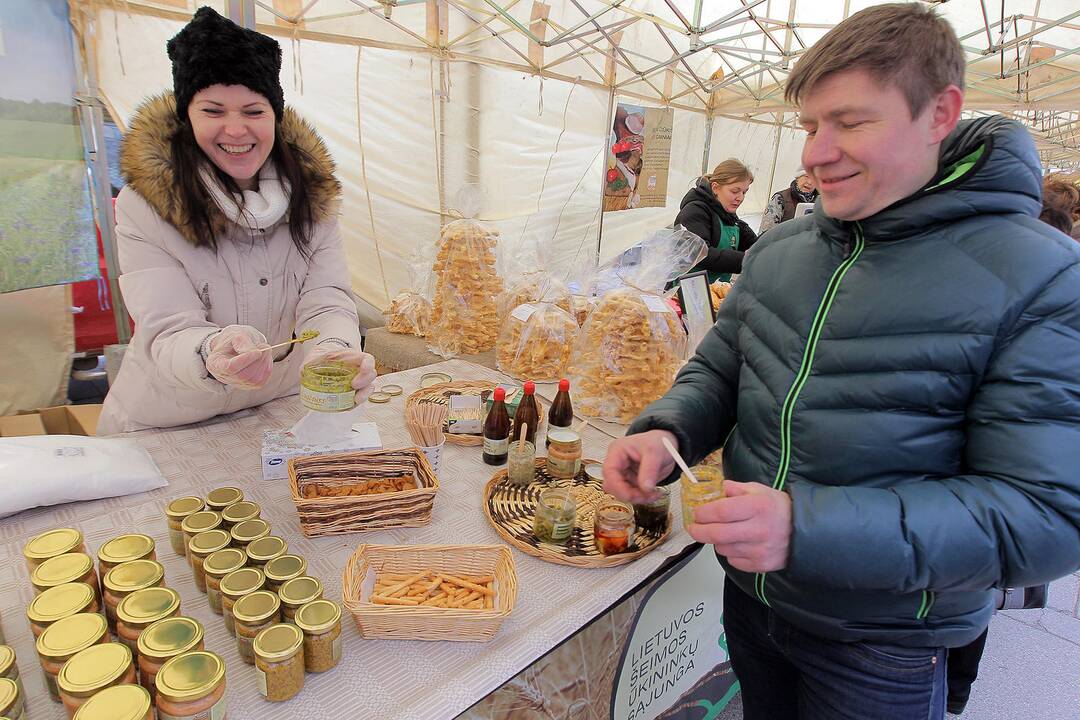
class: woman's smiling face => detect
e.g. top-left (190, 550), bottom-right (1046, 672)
top-left (188, 84), bottom-right (275, 190)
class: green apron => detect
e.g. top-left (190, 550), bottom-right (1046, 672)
top-left (708, 222), bottom-right (741, 284)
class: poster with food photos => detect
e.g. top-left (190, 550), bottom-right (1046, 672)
top-left (604, 102), bottom-right (674, 212)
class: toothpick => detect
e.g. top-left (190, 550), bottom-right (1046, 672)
top-left (262, 329), bottom-right (320, 352)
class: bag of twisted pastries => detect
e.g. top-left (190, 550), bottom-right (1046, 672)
top-left (496, 235), bottom-right (573, 319)
top-left (384, 246), bottom-right (435, 337)
top-left (567, 227), bottom-right (706, 423)
top-left (427, 186), bottom-right (504, 357)
top-left (496, 274), bottom-right (580, 381)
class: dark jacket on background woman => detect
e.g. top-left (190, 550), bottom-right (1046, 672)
top-left (759, 178), bottom-right (819, 233)
top-left (674, 178), bottom-right (757, 282)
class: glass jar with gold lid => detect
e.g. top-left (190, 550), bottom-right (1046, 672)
top-left (97, 534), bottom-right (156, 576)
top-left (220, 567), bottom-right (265, 637)
top-left (278, 576), bottom-right (323, 622)
top-left (36, 612), bottom-right (109, 701)
top-left (295, 599), bottom-right (342, 673)
top-left (179, 512), bottom-right (222, 569)
top-left (116, 587), bottom-right (182, 655)
top-left (188, 530), bottom-right (231, 594)
top-left (31, 553), bottom-right (100, 601)
top-left (154, 651), bottom-right (226, 720)
top-left (245, 536), bottom-right (287, 568)
top-left (165, 497), bottom-right (205, 557)
top-left (137, 617), bottom-right (204, 706)
top-left (264, 555), bottom-right (307, 594)
top-left (220, 501), bottom-right (261, 530)
top-left (102, 559), bottom-right (165, 631)
top-left (73, 683), bottom-right (152, 720)
top-left (205, 486), bottom-right (243, 512)
top-left (23, 528), bottom-right (85, 573)
top-left (58, 642), bottom-right (137, 718)
top-left (229, 519), bottom-right (270, 553)
top-left (0, 677), bottom-right (23, 720)
top-left (203, 548), bottom-right (246, 615)
top-left (233, 591), bottom-right (281, 665)
top-left (27, 582), bottom-right (99, 638)
top-left (0, 645), bottom-right (22, 699)
top-left (253, 624), bottom-right (305, 702)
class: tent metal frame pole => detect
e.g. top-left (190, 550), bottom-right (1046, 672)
top-left (229, 0), bottom-right (257, 27)
top-left (764, 112), bottom-right (784, 200)
top-left (595, 85), bottom-right (616, 264)
top-left (701, 114), bottom-right (713, 176)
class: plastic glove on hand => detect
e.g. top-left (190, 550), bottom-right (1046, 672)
top-left (206, 325), bottom-right (273, 389)
top-left (303, 347), bottom-right (378, 403)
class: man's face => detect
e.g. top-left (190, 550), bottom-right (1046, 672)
top-left (798, 70), bottom-right (943, 221)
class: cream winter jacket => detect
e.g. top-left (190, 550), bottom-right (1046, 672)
top-left (98, 93), bottom-right (360, 434)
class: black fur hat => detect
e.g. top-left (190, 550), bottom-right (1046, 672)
top-left (167, 7), bottom-right (284, 120)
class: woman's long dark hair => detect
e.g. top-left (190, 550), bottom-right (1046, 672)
top-left (170, 119), bottom-right (315, 257)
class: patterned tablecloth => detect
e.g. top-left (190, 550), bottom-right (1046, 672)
top-left (0, 360), bottom-right (694, 719)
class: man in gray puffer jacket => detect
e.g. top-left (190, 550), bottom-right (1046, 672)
top-left (603, 4), bottom-right (1080, 720)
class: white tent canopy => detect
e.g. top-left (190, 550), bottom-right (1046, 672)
top-left (70, 0), bottom-right (1080, 327)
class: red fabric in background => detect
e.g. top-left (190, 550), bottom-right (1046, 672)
top-left (72, 199), bottom-right (132, 353)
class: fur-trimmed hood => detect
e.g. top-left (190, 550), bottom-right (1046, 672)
top-left (120, 92), bottom-right (341, 246)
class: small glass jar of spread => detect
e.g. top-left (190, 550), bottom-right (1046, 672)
top-left (203, 548), bottom-right (247, 615)
top-left (58, 642), bottom-right (137, 718)
top-left (278, 576), bottom-right (323, 623)
top-left (165, 497), bottom-right (205, 557)
top-left (204, 486), bottom-right (244, 513)
top-left (263, 554), bottom-right (307, 594)
top-left (187, 530), bottom-right (231, 594)
top-left (633, 485), bottom-right (671, 534)
top-left (546, 430), bottom-right (582, 479)
top-left (507, 440), bottom-right (536, 487)
top-left (220, 500), bottom-right (261, 530)
top-left (254, 624), bottom-right (305, 702)
top-left (179, 511), bottom-right (222, 569)
top-left (23, 528), bottom-right (85, 574)
top-left (533, 488), bottom-right (577, 544)
top-left (73, 683), bottom-right (152, 720)
top-left (220, 567), bottom-right (266, 637)
top-left (27, 582), bottom-right (99, 638)
top-left (116, 588), bottom-right (182, 656)
top-left (0, 645), bottom-right (23, 700)
top-left (0, 677), bottom-right (24, 720)
top-left (246, 536), bottom-right (287, 569)
top-left (36, 612), bottom-right (109, 701)
top-left (97, 534), bottom-right (156, 577)
top-left (300, 360), bottom-right (358, 412)
top-left (593, 499), bottom-right (636, 555)
top-left (680, 465), bottom-right (725, 528)
top-left (295, 599), bottom-right (342, 673)
top-left (137, 616), bottom-right (204, 706)
top-left (31, 553), bottom-right (100, 603)
top-left (154, 651), bottom-right (226, 720)
top-left (233, 591), bottom-right (281, 665)
top-left (230, 519), bottom-right (271, 553)
top-left (102, 559), bottom-right (166, 631)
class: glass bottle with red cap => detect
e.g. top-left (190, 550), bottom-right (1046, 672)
top-left (547, 378), bottom-right (573, 446)
top-left (483, 387), bottom-right (511, 465)
top-left (513, 381), bottom-right (540, 446)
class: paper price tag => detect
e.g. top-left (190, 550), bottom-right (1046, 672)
top-left (641, 294), bottom-right (673, 314)
top-left (511, 303), bottom-right (538, 322)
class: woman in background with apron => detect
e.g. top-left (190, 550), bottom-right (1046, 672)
top-left (674, 159), bottom-right (758, 282)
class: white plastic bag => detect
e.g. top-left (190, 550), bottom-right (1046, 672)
top-left (0, 435), bottom-right (167, 517)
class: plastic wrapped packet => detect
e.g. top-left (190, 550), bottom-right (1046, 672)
top-left (384, 291), bottom-right (431, 337)
top-left (567, 227), bottom-right (706, 423)
top-left (427, 187), bottom-right (504, 357)
top-left (498, 271), bottom-right (573, 319)
top-left (496, 302), bottom-right (579, 382)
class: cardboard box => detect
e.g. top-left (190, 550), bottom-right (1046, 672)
top-left (261, 422), bottom-right (383, 481)
top-left (0, 404), bottom-right (102, 437)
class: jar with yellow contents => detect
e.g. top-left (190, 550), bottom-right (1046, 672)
top-left (23, 528), bottom-right (85, 574)
top-left (220, 500), bottom-right (260, 531)
top-left (229, 518), bottom-right (270, 553)
top-left (26, 583), bottom-right (99, 639)
top-left (254, 624), bottom-right (305, 702)
top-left (263, 554), bottom-right (306, 594)
top-left (295, 599), bottom-right (342, 673)
top-left (278, 576), bottom-right (323, 622)
top-left (73, 683), bottom-right (153, 720)
top-left (164, 497), bottom-right (205, 557)
top-left (137, 616), bottom-right (204, 706)
top-left (102, 559), bottom-right (165, 632)
top-left (245, 536), bottom-right (287, 569)
top-left (178, 511), bottom-right (222, 569)
top-left (0, 646), bottom-right (23, 702)
top-left (220, 567), bottom-right (265, 637)
top-left (0, 677), bottom-right (24, 720)
top-left (204, 486), bottom-right (243, 513)
top-left (203, 548), bottom-right (246, 615)
top-left (233, 591), bottom-right (281, 665)
top-left (31, 553), bottom-right (100, 602)
top-left (188, 530), bottom-right (231, 594)
top-left (35, 612), bottom-right (109, 701)
top-left (97, 534), bottom-right (156, 577)
top-left (116, 587), bottom-right (182, 655)
top-left (58, 642), bottom-right (136, 719)
top-left (154, 651), bottom-right (227, 720)
top-left (300, 360), bottom-right (358, 412)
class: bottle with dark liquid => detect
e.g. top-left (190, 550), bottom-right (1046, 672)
top-left (483, 387), bottom-right (511, 465)
top-left (547, 378), bottom-right (573, 447)
top-left (513, 381), bottom-right (540, 446)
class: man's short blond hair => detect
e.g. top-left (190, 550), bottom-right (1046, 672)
top-left (785, 3), bottom-right (965, 117)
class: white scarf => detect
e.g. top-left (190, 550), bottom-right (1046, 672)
top-left (200, 163), bottom-right (291, 231)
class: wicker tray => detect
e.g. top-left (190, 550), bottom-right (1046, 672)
top-left (405, 380), bottom-right (545, 447)
top-left (341, 543), bottom-right (517, 642)
top-left (482, 458), bottom-right (670, 568)
top-left (288, 448), bottom-right (438, 537)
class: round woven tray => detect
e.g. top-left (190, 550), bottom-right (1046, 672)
top-left (482, 458), bottom-right (670, 568)
top-left (405, 380), bottom-right (498, 446)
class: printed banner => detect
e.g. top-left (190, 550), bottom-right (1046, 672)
top-left (604, 102), bottom-right (674, 212)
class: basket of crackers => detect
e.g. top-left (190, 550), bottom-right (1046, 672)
top-left (341, 544), bottom-right (517, 641)
top-left (288, 448), bottom-right (439, 537)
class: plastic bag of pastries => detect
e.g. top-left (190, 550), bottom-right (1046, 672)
top-left (496, 300), bottom-right (579, 382)
top-left (384, 245), bottom-right (435, 337)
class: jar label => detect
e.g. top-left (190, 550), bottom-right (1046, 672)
top-left (332, 634), bottom-right (342, 663)
top-left (157, 689), bottom-right (226, 720)
top-left (168, 528), bottom-right (186, 554)
top-left (44, 671), bottom-right (60, 700)
top-left (256, 665), bottom-right (268, 698)
top-left (483, 436), bottom-right (508, 456)
top-left (207, 586), bottom-right (223, 613)
top-left (237, 633), bottom-right (255, 661)
top-left (551, 519), bottom-right (574, 541)
top-left (300, 386), bottom-right (355, 412)
top-left (547, 455), bottom-right (580, 478)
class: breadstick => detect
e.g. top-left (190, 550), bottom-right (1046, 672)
top-left (371, 594), bottom-right (421, 606)
top-left (383, 572), bottom-right (428, 598)
top-left (420, 592), bottom-right (447, 606)
top-left (443, 574), bottom-right (496, 596)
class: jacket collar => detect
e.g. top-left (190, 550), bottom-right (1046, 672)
top-left (120, 92), bottom-right (341, 246)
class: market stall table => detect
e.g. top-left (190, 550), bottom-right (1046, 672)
top-left (0, 360), bottom-right (696, 719)
top-left (364, 327), bottom-right (497, 374)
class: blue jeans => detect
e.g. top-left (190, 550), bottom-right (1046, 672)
top-left (723, 580), bottom-right (946, 720)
